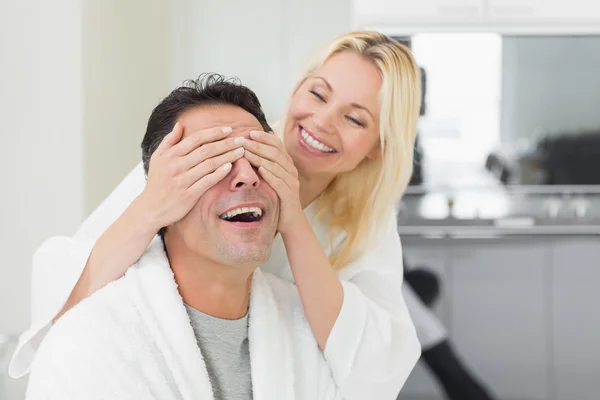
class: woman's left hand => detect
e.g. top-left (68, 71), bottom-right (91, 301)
top-left (242, 130), bottom-right (304, 235)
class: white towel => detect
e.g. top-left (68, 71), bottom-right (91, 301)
top-left (25, 237), bottom-right (342, 400)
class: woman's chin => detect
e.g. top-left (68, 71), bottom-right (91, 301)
top-left (296, 158), bottom-right (339, 181)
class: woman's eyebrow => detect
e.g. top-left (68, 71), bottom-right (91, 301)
top-left (314, 76), bottom-right (333, 91)
top-left (314, 76), bottom-right (374, 119)
top-left (351, 103), bottom-right (375, 120)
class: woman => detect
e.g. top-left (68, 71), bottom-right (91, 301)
top-left (11, 31), bottom-right (422, 399)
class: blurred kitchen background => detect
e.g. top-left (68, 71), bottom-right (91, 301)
top-left (1, 0), bottom-right (599, 399)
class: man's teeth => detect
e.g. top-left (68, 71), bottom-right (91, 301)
top-left (220, 206), bottom-right (263, 220)
top-left (301, 129), bottom-right (335, 153)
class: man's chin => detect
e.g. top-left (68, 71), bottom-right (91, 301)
top-left (216, 220), bottom-right (276, 263)
top-left (223, 245), bottom-right (271, 267)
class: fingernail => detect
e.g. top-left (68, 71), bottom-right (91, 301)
top-left (234, 136), bottom-right (244, 145)
top-left (234, 148), bottom-right (244, 156)
top-left (222, 127), bottom-right (232, 133)
top-left (222, 163), bottom-right (232, 172)
top-left (250, 130), bottom-right (262, 138)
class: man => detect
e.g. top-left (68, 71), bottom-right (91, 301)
top-left (25, 75), bottom-right (341, 400)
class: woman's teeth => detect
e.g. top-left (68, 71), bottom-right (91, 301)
top-left (301, 129), bottom-right (335, 153)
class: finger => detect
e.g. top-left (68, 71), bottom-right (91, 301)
top-left (243, 136), bottom-right (296, 176)
top-left (181, 148), bottom-right (245, 188)
top-left (156, 122), bottom-right (184, 156)
top-left (249, 130), bottom-right (292, 161)
top-left (169, 126), bottom-right (233, 157)
top-left (244, 150), bottom-right (293, 190)
top-left (180, 136), bottom-right (245, 171)
top-left (188, 162), bottom-right (233, 198)
top-left (250, 130), bottom-right (283, 149)
top-left (258, 165), bottom-right (288, 196)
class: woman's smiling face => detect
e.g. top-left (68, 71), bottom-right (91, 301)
top-left (283, 51), bottom-right (382, 180)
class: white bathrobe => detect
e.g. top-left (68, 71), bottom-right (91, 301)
top-left (11, 162), bottom-right (421, 400)
top-left (26, 237), bottom-right (341, 400)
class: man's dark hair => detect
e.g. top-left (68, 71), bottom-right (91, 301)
top-left (141, 73), bottom-right (272, 173)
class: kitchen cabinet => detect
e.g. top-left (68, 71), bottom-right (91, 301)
top-left (355, 0), bottom-right (600, 33)
top-left (449, 239), bottom-right (550, 400)
top-left (400, 232), bottom-right (600, 400)
top-left (354, 0), bottom-right (484, 22)
top-left (402, 238), bottom-right (451, 324)
top-left (489, 0), bottom-right (600, 22)
top-left (400, 239), bottom-right (450, 399)
top-left (551, 238), bottom-right (600, 400)
top-left (401, 238), bottom-right (552, 399)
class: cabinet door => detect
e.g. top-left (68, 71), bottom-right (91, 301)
top-left (450, 239), bottom-right (550, 400)
top-left (399, 239), bottom-right (449, 399)
top-left (402, 238), bottom-right (451, 323)
top-left (354, 0), bottom-right (483, 21)
top-left (551, 238), bottom-right (600, 400)
top-left (489, 0), bottom-right (600, 21)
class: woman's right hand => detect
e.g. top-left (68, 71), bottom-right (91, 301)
top-left (137, 122), bottom-right (245, 232)
top-left (55, 122), bottom-right (244, 322)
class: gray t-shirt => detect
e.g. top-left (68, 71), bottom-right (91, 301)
top-left (184, 304), bottom-right (253, 400)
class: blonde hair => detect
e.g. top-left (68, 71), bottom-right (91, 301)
top-left (282, 31), bottom-right (421, 270)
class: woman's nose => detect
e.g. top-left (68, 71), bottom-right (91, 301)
top-left (314, 107), bottom-right (337, 135)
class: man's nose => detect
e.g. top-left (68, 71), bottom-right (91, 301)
top-left (229, 157), bottom-right (260, 191)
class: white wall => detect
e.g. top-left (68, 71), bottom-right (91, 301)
top-left (501, 35), bottom-right (600, 143)
top-left (1, 1), bottom-right (85, 397)
top-left (169, 0), bottom-right (353, 122)
top-left (1, 1), bottom-right (170, 398)
top-left (1, 0), bottom-right (172, 330)
top-left (82, 0), bottom-right (170, 214)
top-left (0, 0), bottom-right (85, 335)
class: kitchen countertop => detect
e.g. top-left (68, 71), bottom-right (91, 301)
top-left (397, 185), bottom-right (600, 236)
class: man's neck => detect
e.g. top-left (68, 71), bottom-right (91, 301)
top-left (165, 237), bottom-right (253, 320)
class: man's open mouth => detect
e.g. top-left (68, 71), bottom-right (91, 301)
top-left (219, 206), bottom-right (264, 223)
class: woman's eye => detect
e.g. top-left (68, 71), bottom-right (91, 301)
top-left (309, 90), bottom-right (325, 102)
top-left (347, 116), bottom-right (365, 127)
